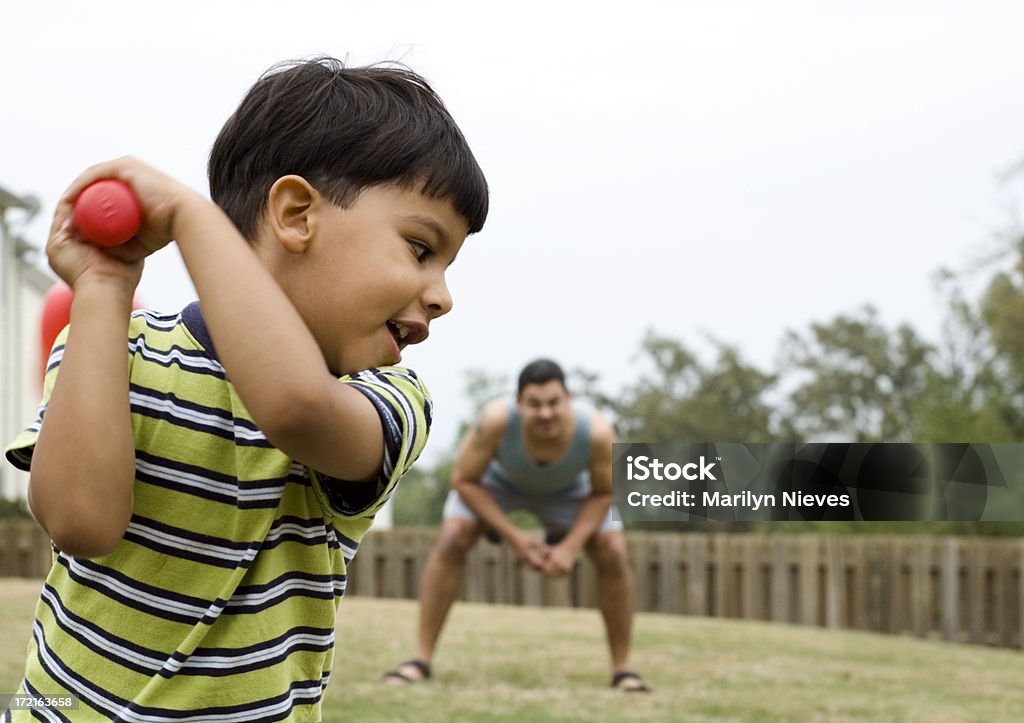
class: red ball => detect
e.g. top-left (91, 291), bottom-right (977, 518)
top-left (73, 179), bottom-right (142, 247)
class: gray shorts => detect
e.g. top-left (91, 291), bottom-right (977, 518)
top-left (442, 480), bottom-right (623, 541)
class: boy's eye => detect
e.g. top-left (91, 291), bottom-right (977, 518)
top-left (409, 240), bottom-right (432, 261)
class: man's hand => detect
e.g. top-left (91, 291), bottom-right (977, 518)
top-left (541, 542), bottom-right (578, 577)
top-left (510, 529), bottom-right (550, 572)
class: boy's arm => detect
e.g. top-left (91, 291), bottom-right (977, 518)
top-left (28, 198), bottom-right (143, 557)
top-left (451, 400), bottom-right (549, 571)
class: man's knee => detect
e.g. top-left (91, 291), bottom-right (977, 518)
top-left (433, 519), bottom-right (481, 562)
top-left (587, 531), bottom-right (631, 574)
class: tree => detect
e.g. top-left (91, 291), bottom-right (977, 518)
top-left (911, 227), bottom-right (1024, 443)
top-left (613, 330), bottom-right (781, 443)
top-left (777, 306), bottom-right (933, 442)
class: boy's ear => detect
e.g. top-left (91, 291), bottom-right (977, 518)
top-left (266, 175), bottom-right (319, 254)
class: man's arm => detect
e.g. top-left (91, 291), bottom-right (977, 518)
top-left (451, 399), bottom-right (548, 570)
top-left (541, 410), bottom-right (615, 577)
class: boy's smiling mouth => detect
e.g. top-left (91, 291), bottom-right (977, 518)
top-left (387, 319), bottom-right (428, 349)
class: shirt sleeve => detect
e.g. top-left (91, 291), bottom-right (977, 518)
top-left (4, 325), bottom-right (68, 471)
top-left (310, 366), bottom-right (432, 519)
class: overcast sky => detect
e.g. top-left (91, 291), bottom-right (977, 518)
top-left (4, 1), bottom-right (1024, 461)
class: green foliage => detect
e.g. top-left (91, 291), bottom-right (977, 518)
top-left (0, 497), bottom-right (31, 519)
top-left (392, 465), bottom-right (448, 527)
top-left (613, 331), bottom-right (782, 443)
top-left (778, 306), bottom-right (934, 442)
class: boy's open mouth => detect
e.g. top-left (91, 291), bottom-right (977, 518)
top-left (387, 319), bottom-right (428, 347)
top-left (388, 321), bottom-right (411, 343)
top-left (385, 321), bottom-right (413, 346)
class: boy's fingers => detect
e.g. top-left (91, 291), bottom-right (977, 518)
top-left (48, 196), bottom-right (75, 238)
top-left (60, 156), bottom-right (140, 204)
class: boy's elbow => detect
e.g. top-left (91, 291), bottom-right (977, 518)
top-left (29, 488), bottom-right (130, 559)
top-left (42, 516), bottom-right (125, 558)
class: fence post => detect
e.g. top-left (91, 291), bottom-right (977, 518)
top-left (798, 536), bottom-right (819, 627)
top-left (658, 534), bottom-right (680, 615)
top-left (941, 538), bottom-right (959, 643)
top-left (966, 539), bottom-right (987, 645)
top-left (770, 536), bottom-right (791, 624)
top-left (825, 537), bottom-right (843, 629)
top-left (686, 534), bottom-right (708, 616)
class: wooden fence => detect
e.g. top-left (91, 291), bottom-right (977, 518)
top-left (0, 519), bottom-right (51, 578)
top-left (4, 521), bottom-right (1024, 649)
top-left (348, 527), bottom-right (1024, 649)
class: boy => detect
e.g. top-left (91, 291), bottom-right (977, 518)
top-left (4, 57), bottom-right (488, 721)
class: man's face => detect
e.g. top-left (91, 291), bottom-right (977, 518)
top-left (517, 380), bottom-right (571, 440)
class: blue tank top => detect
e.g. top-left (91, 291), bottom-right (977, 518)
top-left (484, 399), bottom-right (591, 496)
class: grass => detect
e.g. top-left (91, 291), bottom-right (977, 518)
top-left (3, 577), bottom-right (1024, 721)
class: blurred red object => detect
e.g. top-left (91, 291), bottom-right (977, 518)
top-left (39, 281), bottom-right (143, 388)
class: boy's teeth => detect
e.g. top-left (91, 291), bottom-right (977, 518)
top-left (391, 322), bottom-right (410, 340)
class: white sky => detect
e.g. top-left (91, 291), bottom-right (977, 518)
top-left (4, 1), bottom-right (1024, 462)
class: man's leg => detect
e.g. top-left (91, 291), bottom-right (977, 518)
top-left (416, 517), bottom-right (482, 662)
top-left (585, 530), bottom-right (646, 689)
top-left (385, 517), bottom-right (482, 682)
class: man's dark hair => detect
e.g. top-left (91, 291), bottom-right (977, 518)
top-left (517, 359), bottom-right (567, 396)
top-left (208, 56), bottom-right (489, 239)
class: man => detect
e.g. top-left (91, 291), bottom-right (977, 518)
top-left (384, 359), bottom-right (649, 691)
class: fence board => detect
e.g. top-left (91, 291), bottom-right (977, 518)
top-left (769, 537), bottom-right (789, 623)
top-left (941, 539), bottom-right (959, 643)
top-left (0, 520), bottom-right (50, 578)
top-left (798, 536), bottom-right (819, 627)
top-left (686, 535), bottom-right (708, 616)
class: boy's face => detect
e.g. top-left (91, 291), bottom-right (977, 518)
top-left (273, 182), bottom-right (469, 376)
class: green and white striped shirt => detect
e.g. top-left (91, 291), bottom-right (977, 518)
top-left (4, 303), bottom-right (431, 722)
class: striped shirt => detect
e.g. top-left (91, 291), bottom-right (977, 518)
top-left (3, 303), bottom-right (431, 722)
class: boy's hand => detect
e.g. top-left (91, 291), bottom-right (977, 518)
top-left (52, 156), bottom-right (204, 292)
top-left (47, 195), bottom-right (144, 296)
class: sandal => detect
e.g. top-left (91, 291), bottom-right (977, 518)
top-left (610, 670), bottom-right (651, 692)
top-left (382, 659), bottom-right (432, 684)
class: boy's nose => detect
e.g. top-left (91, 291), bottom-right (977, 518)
top-left (424, 274), bottom-right (454, 318)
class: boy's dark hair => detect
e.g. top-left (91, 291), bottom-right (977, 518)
top-left (208, 56), bottom-right (489, 240)
top-left (517, 359), bottom-right (567, 396)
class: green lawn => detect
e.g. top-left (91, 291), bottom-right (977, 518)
top-left (3, 578), bottom-right (1023, 722)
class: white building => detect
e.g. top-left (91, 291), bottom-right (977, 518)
top-left (1, 185), bottom-right (53, 501)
